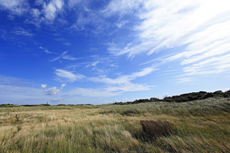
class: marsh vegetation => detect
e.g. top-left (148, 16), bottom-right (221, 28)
top-left (0, 98), bottom-right (230, 152)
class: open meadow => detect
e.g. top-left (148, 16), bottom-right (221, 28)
top-left (0, 98), bottom-right (230, 153)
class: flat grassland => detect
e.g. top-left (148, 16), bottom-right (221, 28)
top-left (0, 98), bottom-right (230, 153)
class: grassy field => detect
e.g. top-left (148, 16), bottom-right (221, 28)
top-left (0, 98), bottom-right (230, 153)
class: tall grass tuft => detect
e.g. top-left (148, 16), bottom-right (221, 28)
top-left (140, 120), bottom-right (173, 141)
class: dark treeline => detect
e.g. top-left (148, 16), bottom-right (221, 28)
top-left (0, 104), bottom-right (51, 107)
top-left (0, 103), bottom-right (92, 107)
top-left (1, 90), bottom-right (230, 107)
top-left (113, 90), bottom-right (230, 105)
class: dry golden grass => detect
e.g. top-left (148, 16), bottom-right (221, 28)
top-left (0, 98), bottom-right (230, 152)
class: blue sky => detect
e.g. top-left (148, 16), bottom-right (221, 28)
top-left (1, 0), bottom-right (230, 105)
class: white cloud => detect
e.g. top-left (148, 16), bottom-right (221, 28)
top-left (42, 0), bottom-right (64, 21)
top-left (60, 84), bottom-right (66, 89)
top-left (69, 6), bottom-right (111, 34)
top-left (31, 8), bottom-right (40, 18)
top-left (86, 61), bottom-right (99, 67)
top-left (165, 21), bottom-right (230, 66)
top-left (45, 50), bottom-right (53, 54)
top-left (55, 69), bottom-right (85, 82)
top-left (106, 0), bottom-right (230, 61)
top-left (39, 46), bottom-right (55, 54)
top-left (0, 0), bottom-right (29, 15)
top-left (104, 0), bottom-right (230, 78)
top-left (41, 84), bottom-right (47, 88)
top-left (91, 61), bottom-right (99, 67)
top-left (102, 0), bottom-right (142, 17)
top-left (45, 84), bottom-right (66, 95)
top-left (45, 87), bottom-right (60, 95)
top-left (88, 66), bottom-right (155, 93)
top-left (116, 20), bottom-right (128, 28)
top-left (23, 0), bottom-right (65, 26)
top-left (68, 0), bottom-right (81, 7)
top-left (183, 54), bottom-right (230, 76)
top-left (35, 0), bottom-right (44, 6)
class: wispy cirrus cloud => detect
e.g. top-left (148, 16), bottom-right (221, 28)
top-left (51, 51), bottom-right (68, 61)
top-left (51, 51), bottom-right (79, 61)
top-left (116, 20), bottom-right (128, 28)
top-left (62, 42), bottom-right (72, 46)
top-left (89, 66), bottom-right (156, 85)
top-left (176, 78), bottom-right (191, 84)
top-left (62, 55), bottom-right (79, 60)
top-left (14, 27), bottom-right (33, 36)
top-left (105, 0), bottom-right (230, 78)
top-left (68, 0), bottom-right (82, 8)
top-left (102, 0), bottom-right (142, 17)
top-left (55, 69), bottom-right (85, 82)
top-left (183, 54), bottom-right (230, 76)
top-left (107, 0), bottom-right (230, 58)
top-left (53, 65), bottom-right (156, 94)
top-left (105, 83), bottom-right (153, 92)
top-left (54, 38), bottom-right (72, 46)
top-left (0, 75), bottom-right (29, 86)
top-left (86, 61), bottom-right (99, 67)
top-left (39, 46), bottom-right (56, 54)
top-left (88, 66), bottom-right (156, 92)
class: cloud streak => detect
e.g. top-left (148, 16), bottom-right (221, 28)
top-left (183, 54), bottom-right (230, 76)
top-left (51, 51), bottom-right (68, 61)
top-left (105, 0), bottom-right (230, 78)
top-left (62, 55), bottom-right (79, 60)
top-left (107, 0), bottom-right (230, 58)
top-left (55, 69), bottom-right (85, 82)
top-left (14, 27), bottom-right (33, 36)
top-left (89, 66), bottom-right (156, 85)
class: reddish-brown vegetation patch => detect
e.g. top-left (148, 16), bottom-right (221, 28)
top-left (140, 120), bottom-right (173, 141)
